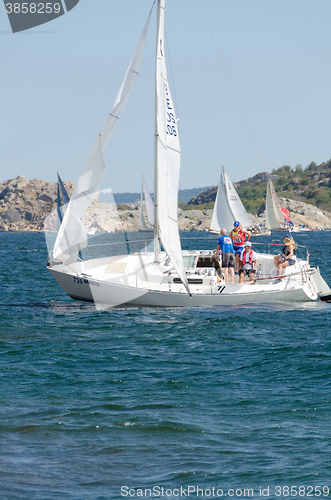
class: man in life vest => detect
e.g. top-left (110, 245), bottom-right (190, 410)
top-left (239, 241), bottom-right (257, 284)
top-left (212, 228), bottom-right (235, 283)
top-left (229, 221), bottom-right (251, 272)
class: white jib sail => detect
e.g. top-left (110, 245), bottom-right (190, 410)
top-left (209, 171), bottom-right (233, 234)
top-left (265, 175), bottom-right (284, 229)
top-left (53, 7), bottom-right (153, 262)
top-left (210, 167), bottom-right (251, 233)
top-left (155, 0), bottom-right (189, 294)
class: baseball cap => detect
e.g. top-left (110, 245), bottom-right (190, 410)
top-left (244, 241), bottom-right (251, 246)
top-left (234, 221), bottom-right (240, 227)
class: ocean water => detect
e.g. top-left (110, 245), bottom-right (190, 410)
top-left (1, 231), bottom-right (331, 500)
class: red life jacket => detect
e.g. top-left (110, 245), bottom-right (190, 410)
top-left (242, 249), bottom-right (254, 266)
top-left (230, 229), bottom-right (246, 246)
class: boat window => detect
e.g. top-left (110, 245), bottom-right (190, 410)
top-left (196, 256), bottom-right (215, 268)
top-left (173, 278), bottom-right (203, 284)
top-left (183, 255), bottom-right (197, 269)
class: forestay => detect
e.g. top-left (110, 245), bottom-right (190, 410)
top-left (53, 6), bottom-right (153, 262)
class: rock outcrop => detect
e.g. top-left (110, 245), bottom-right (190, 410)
top-left (1, 175), bottom-right (331, 232)
top-left (0, 176), bottom-right (215, 233)
top-left (188, 187), bottom-right (217, 206)
top-left (278, 198), bottom-right (331, 228)
top-left (254, 197), bottom-right (331, 229)
top-left (0, 176), bottom-right (74, 232)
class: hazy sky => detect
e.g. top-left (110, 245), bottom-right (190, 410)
top-left (1, 0), bottom-right (330, 193)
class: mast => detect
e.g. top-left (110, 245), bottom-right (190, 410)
top-left (152, 0), bottom-right (189, 294)
top-left (153, 0), bottom-right (161, 262)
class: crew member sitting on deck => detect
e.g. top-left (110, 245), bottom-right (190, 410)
top-left (239, 241), bottom-right (257, 284)
top-left (230, 221), bottom-right (251, 272)
top-left (273, 236), bottom-right (297, 277)
top-left (212, 228), bottom-right (235, 283)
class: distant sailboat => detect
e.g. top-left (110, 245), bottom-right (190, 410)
top-left (209, 167), bottom-right (252, 233)
top-left (56, 172), bottom-right (70, 229)
top-left (265, 175), bottom-right (288, 231)
top-left (138, 173), bottom-right (154, 232)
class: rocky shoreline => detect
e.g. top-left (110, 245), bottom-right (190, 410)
top-left (1, 175), bottom-right (331, 233)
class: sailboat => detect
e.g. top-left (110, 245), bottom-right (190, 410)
top-left (265, 174), bottom-right (292, 231)
top-left (47, 0), bottom-right (331, 307)
top-left (56, 172), bottom-right (70, 229)
top-left (138, 173), bottom-right (154, 232)
top-left (209, 167), bottom-right (252, 234)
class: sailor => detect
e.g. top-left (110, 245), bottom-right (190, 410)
top-left (213, 228), bottom-right (235, 283)
top-left (274, 236), bottom-right (297, 277)
top-left (229, 221), bottom-right (251, 272)
top-left (239, 241), bottom-right (257, 284)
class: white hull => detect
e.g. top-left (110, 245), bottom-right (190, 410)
top-left (48, 250), bottom-right (326, 308)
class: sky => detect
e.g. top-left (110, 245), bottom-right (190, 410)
top-left (1, 0), bottom-right (330, 193)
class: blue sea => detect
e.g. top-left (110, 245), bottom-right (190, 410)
top-left (1, 231), bottom-right (331, 500)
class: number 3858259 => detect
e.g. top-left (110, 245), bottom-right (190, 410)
top-left (5, 3), bottom-right (62, 14)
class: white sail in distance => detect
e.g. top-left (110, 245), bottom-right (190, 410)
top-left (265, 175), bottom-right (284, 229)
top-left (56, 183), bottom-right (63, 229)
top-left (57, 172), bottom-right (70, 206)
top-left (142, 173), bottom-right (154, 226)
top-left (53, 7), bottom-right (153, 262)
top-left (56, 172), bottom-right (70, 229)
top-left (154, 0), bottom-right (189, 294)
top-left (210, 167), bottom-right (251, 233)
top-left (138, 173), bottom-right (154, 231)
top-left (138, 179), bottom-right (149, 230)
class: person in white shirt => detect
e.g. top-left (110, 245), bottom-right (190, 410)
top-left (239, 241), bottom-right (257, 284)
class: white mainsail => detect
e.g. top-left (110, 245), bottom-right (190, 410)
top-left (265, 175), bottom-right (285, 229)
top-left (53, 8), bottom-right (153, 262)
top-left (154, 0), bottom-right (189, 294)
top-left (210, 167), bottom-right (252, 233)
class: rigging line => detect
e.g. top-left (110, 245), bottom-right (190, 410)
top-left (197, 0), bottom-right (265, 171)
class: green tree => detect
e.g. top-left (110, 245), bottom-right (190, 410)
top-left (307, 161), bottom-right (317, 171)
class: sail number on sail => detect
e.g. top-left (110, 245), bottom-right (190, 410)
top-left (165, 83), bottom-right (177, 136)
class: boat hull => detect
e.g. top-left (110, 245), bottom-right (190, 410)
top-left (48, 254), bottom-right (319, 308)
